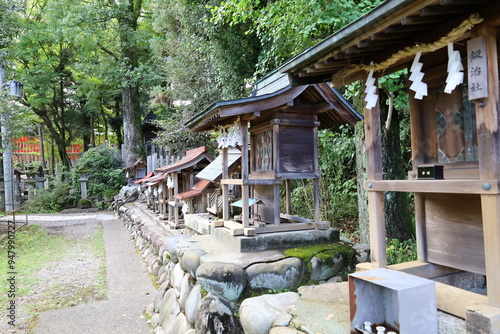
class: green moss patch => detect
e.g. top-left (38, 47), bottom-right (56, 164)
top-left (284, 243), bottom-right (355, 264)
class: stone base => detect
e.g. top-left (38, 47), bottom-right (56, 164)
top-left (212, 226), bottom-right (340, 253)
top-left (466, 304), bottom-right (500, 334)
top-left (184, 213), bottom-right (212, 235)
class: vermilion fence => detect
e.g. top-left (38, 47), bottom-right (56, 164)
top-left (12, 136), bottom-right (83, 165)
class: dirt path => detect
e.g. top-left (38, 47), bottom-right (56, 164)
top-left (1, 212), bottom-right (155, 334)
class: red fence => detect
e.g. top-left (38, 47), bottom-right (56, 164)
top-left (12, 136), bottom-right (83, 165)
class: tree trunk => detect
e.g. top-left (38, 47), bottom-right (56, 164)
top-left (118, 5), bottom-right (145, 167)
top-left (379, 89), bottom-right (413, 241)
top-left (122, 85), bottom-right (144, 167)
top-left (82, 112), bottom-right (91, 152)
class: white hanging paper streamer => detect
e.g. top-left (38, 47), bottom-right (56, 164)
top-left (444, 43), bottom-right (464, 94)
top-left (167, 175), bottom-right (174, 188)
top-left (182, 202), bottom-right (189, 215)
top-left (409, 52), bottom-right (428, 100)
top-left (215, 126), bottom-right (241, 148)
top-left (364, 69), bottom-right (378, 110)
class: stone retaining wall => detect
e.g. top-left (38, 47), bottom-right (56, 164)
top-left (118, 204), bottom-right (369, 334)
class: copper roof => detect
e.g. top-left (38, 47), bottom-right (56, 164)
top-left (155, 146), bottom-right (214, 173)
top-left (134, 171), bottom-right (154, 184)
top-left (174, 180), bottom-right (212, 200)
top-left (144, 173), bottom-right (167, 185)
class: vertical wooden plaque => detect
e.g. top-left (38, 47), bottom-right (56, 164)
top-left (467, 36), bottom-right (488, 100)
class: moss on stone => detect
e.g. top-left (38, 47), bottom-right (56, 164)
top-left (283, 243), bottom-right (354, 264)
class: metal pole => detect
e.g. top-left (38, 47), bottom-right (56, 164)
top-left (0, 66), bottom-right (15, 212)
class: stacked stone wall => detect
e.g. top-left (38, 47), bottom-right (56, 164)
top-left (118, 204), bottom-right (368, 334)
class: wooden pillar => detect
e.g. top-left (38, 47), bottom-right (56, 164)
top-left (168, 181), bottom-right (173, 222)
top-left (313, 178), bottom-right (320, 223)
top-left (222, 147), bottom-right (229, 221)
top-left (414, 193), bottom-right (427, 262)
top-left (174, 173), bottom-right (179, 224)
top-left (274, 184), bottom-right (280, 225)
top-left (476, 25), bottom-right (500, 307)
top-left (160, 181), bottom-right (167, 219)
top-left (364, 78), bottom-right (387, 268)
top-left (285, 179), bottom-right (292, 215)
top-left (240, 120), bottom-right (250, 228)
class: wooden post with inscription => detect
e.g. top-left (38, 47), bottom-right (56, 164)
top-left (475, 25), bottom-right (500, 308)
top-left (364, 77), bottom-right (387, 269)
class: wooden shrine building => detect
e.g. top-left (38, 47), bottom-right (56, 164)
top-left (185, 83), bottom-right (361, 235)
top-left (154, 146), bottom-right (213, 228)
top-left (280, 0), bottom-right (500, 328)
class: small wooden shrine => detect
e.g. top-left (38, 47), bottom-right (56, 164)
top-left (186, 83), bottom-right (361, 235)
top-left (123, 158), bottom-right (147, 185)
top-left (154, 146), bottom-right (213, 228)
top-left (280, 0), bottom-right (500, 328)
top-left (195, 148), bottom-right (241, 215)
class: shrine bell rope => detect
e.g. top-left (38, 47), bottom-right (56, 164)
top-left (336, 13), bottom-right (484, 80)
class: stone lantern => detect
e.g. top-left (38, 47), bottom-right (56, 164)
top-left (78, 169), bottom-right (89, 200)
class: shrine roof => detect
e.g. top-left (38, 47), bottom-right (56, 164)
top-left (154, 146), bottom-right (214, 174)
top-left (196, 149), bottom-right (241, 183)
top-left (134, 171), bottom-right (154, 184)
top-left (185, 83), bottom-right (361, 132)
top-left (279, 0), bottom-right (497, 87)
top-left (174, 180), bottom-right (212, 200)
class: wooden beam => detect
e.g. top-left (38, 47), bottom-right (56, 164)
top-left (365, 179), bottom-right (500, 194)
top-left (440, 0), bottom-right (489, 5)
top-left (388, 261), bottom-right (459, 278)
top-left (436, 282), bottom-right (488, 319)
top-left (401, 15), bottom-right (452, 26)
top-left (419, 5), bottom-right (469, 16)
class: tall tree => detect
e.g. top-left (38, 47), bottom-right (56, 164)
top-left (8, 0), bottom-right (84, 169)
top-left (210, 0), bottom-right (383, 75)
top-left (68, 0), bottom-right (159, 166)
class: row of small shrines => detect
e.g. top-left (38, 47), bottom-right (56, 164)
top-left (128, 146), bottom-right (235, 230)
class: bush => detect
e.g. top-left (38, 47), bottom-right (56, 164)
top-left (26, 145), bottom-right (125, 213)
top-left (386, 238), bottom-right (417, 265)
top-left (27, 179), bottom-right (79, 213)
top-left (72, 146), bottom-right (126, 200)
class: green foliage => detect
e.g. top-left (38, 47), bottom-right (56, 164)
top-left (151, 106), bottom-right (212, 155)
top-left (285, 126), bottom-right (358, 229)
top-left (27, 176), bottom-right (79, 213)
top-left (150, 0), bottom-right (260, 111)
top-left (210, 0), bottom-right (383, 75)
top-left (73, 145), bottom-right (126, 199)
top-left (386, 238), bottom-right (417, 265)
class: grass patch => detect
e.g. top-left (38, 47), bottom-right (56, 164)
top-left (92, 224), bottom-right (107, 297)
top-left (0, 223), bottom-right (107, 330)
top-left (0, 225), bottom-right (71, 304)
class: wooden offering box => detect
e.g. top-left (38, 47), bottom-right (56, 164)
top-left (349, 268), bottom-right (437, 334)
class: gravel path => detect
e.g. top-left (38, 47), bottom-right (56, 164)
top-left (0, 212), bottom-right (155, 334)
